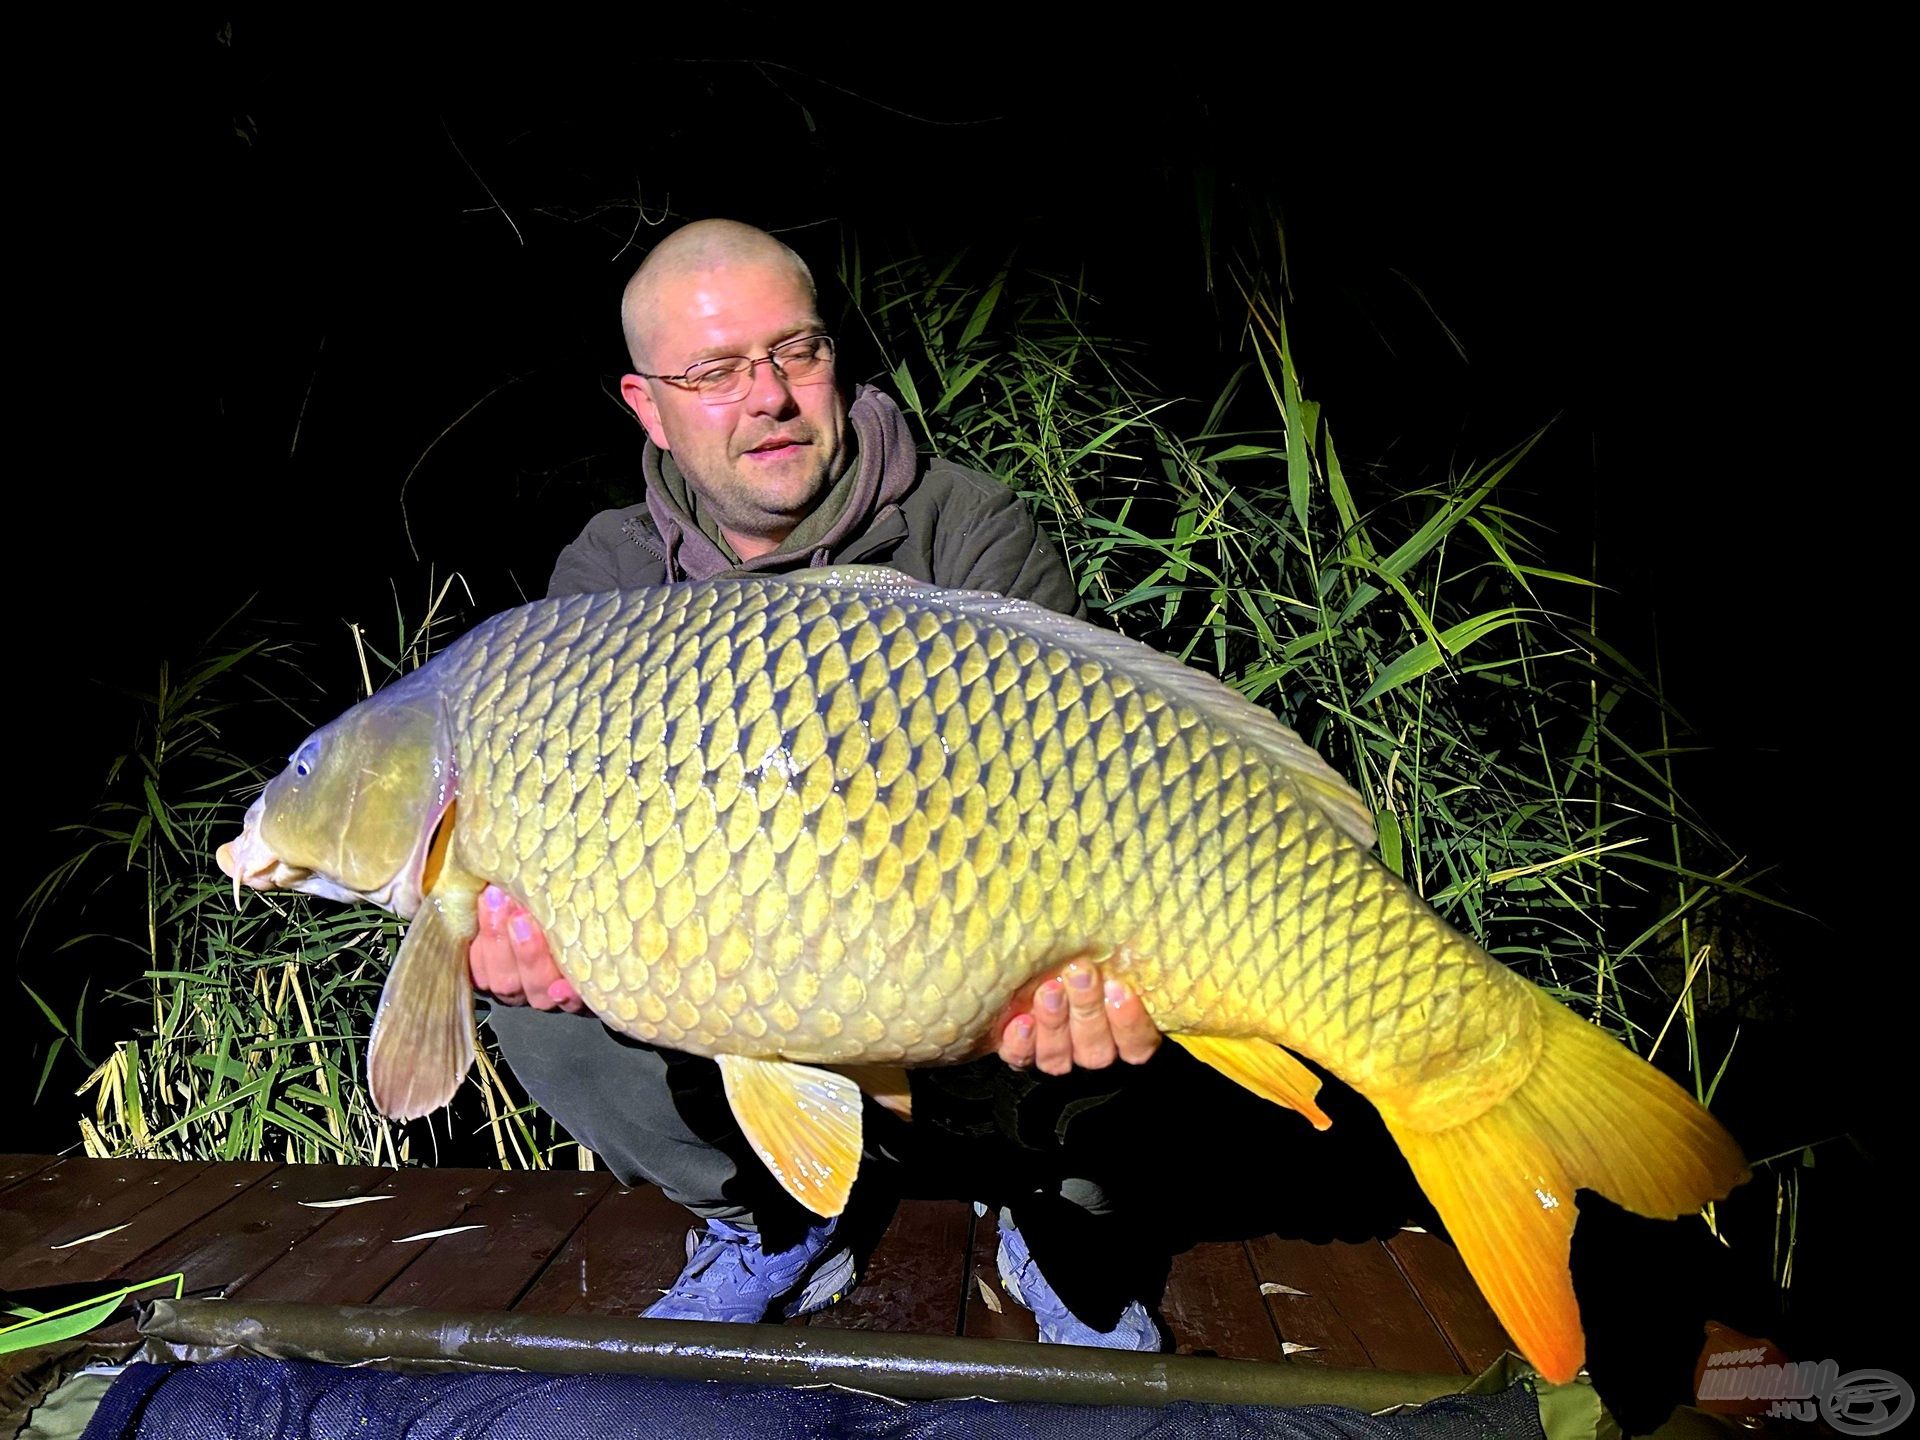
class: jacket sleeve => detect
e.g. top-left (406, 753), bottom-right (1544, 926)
top-left (546, 507), bottom-right (660, 600)
top-left (930, 467), bottom-right (1088, 621)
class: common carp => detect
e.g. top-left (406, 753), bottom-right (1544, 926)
top-left (217, 568), bottom-right (1748, 1381)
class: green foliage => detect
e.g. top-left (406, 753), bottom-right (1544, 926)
top-left (1, 1272), bottom-right (184, 1355)
top-left (24, 582), bottom-right (579, 1171)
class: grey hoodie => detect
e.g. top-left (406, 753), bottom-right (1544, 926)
top-left (548, 385), bottom-right (1085, 620)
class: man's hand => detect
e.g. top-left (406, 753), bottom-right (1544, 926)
top-left (470, 887), bottom-right (585, 1013)
top-left (997, 961), bottom-right (1162, 1075)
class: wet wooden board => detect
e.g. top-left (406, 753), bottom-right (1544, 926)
top-left (103, 1163), bottom-right (404, 1301)
top-left (808, 1198), bottom-right (972, 1336)
top-left (515, 1184), bottom-right (692, 1317)
top-left (2, 1158), bottom-right (1497, 1373)
top-left (0, 1154), bottom-right (60, 1194)
top-left (369, 1170), bottom-right (614, 1312)
top-left (0, 1159), bottom-right (219, 1277)
top-left (228, 1166), bottom-right (495, 1307)
top-left (1161, 1241), bottom-right (1287, 1362)
top-left (1243, 1233), bottom-right (1375, 1369)
top-left (1248, 1234), bottom-right (1462, 1373)
top-left (1385, 1229), bottom-right (1512, 1373)
top-left (86, 1164), bottom-right (415, 1343)
top-left (0, 1161), bottom-right (279, 1291)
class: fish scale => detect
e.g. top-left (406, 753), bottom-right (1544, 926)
top-left (219, 567), bottom-right (1750, 1383)
top-left (425, 581), bottom-right (1468, 1083)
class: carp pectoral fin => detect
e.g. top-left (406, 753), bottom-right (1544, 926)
top-left (367, 890), bottom-right (479, 1121)
top-left (1170, 1034), bottom-right (1333, 1130)
top-left (718, 1056), bottom-right (865, 1219)
top-left (829, 1065), bottom-right (914, 1122)
top-left (1377, 988), bottom-right (1752, 1386)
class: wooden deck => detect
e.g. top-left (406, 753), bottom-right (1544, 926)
top-left (1, 1153), bottom-right (1510, 1372)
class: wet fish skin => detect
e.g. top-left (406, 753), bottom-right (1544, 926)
top-left (219, 569), bottom-right (1749, 1383)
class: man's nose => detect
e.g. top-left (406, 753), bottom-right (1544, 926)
top-left (741, 355), bottom-right (800, 415)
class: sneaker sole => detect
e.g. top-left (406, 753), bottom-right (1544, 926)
top-left (781, 1244), bottom-right (859, 1319)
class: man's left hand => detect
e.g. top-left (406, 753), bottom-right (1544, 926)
top-left (997, 961), bottom-right (1163, 1074)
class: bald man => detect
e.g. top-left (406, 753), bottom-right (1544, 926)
top-left (471, 221), bottom-right (1163, 1347)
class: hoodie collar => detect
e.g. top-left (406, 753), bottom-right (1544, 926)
top-left (642, 383), bottom-right (922, 581)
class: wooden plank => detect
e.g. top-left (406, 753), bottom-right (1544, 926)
top-left (960, 1208), bottom-right (1037, 1344)
top-left (0, 1158), bottom-right (215, 1275)
top-left (0, 1161), bottom-right (279, 1291)
top-left (1160, 1241), bottom-right (1286, 1362)
top-left (371, 1170), bottom-right (613, 1312)
top-left (1245, 1234), bottom-right (1373, 1368)
top-left (227, 1167), bottom-right (493, 1307)
top-left (0, 1154), bottom-right (59, 1194)
top-left (1386, 1229), bottom-right (1513, 1373)
top-left (514, 1184), bottom-right (693, 1317)
top-left (1249, 1235), bottom-right (1462, 1373)
top-left (101, 1163), bottom-right (400, 1303)
top-left (808, 1198), bottom-right (970, 1335)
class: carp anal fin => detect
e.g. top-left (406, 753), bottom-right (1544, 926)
top-left (1378, 988), bottom-right (1752, 1386)
top-left (718, 1055), bottom-right (864, 1218)
top-left (1170, 1034), bottom-right (1332, 1130)
top-left (829, 1064), bottom-right (914, 1122)
top-left (367, 890), bottom-right (479, 1121)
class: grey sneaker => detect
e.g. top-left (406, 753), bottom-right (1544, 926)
top-left (995, 1209), bottom-right (1163, 1350)
top-left (644, 1217), bottom-right (856, 1323)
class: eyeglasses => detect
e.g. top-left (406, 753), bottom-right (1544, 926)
top-left (635, 334), bottom-right (837, 403)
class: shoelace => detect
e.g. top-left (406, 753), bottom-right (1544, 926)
top-left (664, 1223), bottom-right (757, 1294)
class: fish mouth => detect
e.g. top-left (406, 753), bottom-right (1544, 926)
top-left (216, 796), bottom-right (299, 902)
top-left (215, 793), bottom-right (456, 920)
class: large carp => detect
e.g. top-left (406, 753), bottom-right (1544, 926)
top-left (218, 569), bottom-right (1747, 1381)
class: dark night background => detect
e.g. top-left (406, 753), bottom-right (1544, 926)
top-left (9, 15), bottom-right (1903, 1406)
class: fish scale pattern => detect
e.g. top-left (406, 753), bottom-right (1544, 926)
top-left (430, 580), bottom-right (1531, 1097)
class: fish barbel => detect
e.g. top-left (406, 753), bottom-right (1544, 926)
top-left (217, 568), bottom-right (1748, 1381)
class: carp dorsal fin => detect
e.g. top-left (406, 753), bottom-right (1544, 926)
top-left (1170, 1034), bottom-right (1333, 1130)
top-left (367, 879), bottom-right (481, 1121)
top-left (717, 1055), bottom-right (864, 1218)
top-left (817, 578), bottom-right (1378, 852)
top-left (778, 565), bottom-right (930, 592)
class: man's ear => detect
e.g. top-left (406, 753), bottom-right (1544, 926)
top-left (620, 374), bottom-right (670, 450)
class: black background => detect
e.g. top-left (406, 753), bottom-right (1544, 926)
top-left (10, 15), bottom-right (1903, 1389)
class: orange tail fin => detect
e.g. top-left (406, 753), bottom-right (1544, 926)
top-left (1379, 989), bottom-right (1750, 1384)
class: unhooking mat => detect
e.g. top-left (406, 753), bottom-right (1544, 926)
top-left (78, 1357), bottom-right (1546, 1439)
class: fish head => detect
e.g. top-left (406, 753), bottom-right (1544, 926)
top-left (216, 688), bottom-right (456, 919)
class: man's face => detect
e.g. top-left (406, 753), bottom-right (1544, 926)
top-left (620, 261), bottom-right (850, 556)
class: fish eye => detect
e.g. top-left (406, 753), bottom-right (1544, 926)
top-left (293, 740), bottom-right (321, 779)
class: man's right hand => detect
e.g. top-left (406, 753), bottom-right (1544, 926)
top-left (470, 886), bottom-right (585, 1013)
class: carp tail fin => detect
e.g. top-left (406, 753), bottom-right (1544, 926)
top-left (719, 1056), bottom-right (865, 1219)
top-left (1379, 988), bottom-right (1750, 1385)
top-left (368, 888), bottom-right (480, 1121)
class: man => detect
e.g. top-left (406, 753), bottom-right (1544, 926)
top-left (471, 219), bottom-right (1165, 1345)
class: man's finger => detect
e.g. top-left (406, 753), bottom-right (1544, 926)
top-left (998, 1014), bottom-right (1037, 1068)
top-left (1032, 979), bottom-right (1072, 1075)
top-left (1063, 963), bottom-right (1118, 1069)
top-left (505, 907), bottom-right (571, 1013)
top-left (472, 887), bottom-right (526, 1003)
top-left (1104, 980), bottom-right (1163, 1064)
